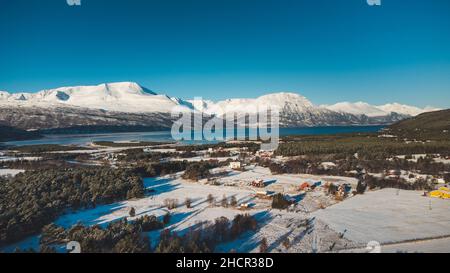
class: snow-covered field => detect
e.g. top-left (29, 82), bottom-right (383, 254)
top-left (0, 169), bottom-right (25, 177)
top-left (170, 156), bottom-right (238, 163)
top-left (0, 156), bottom-right (41, 162)
top-left (340, 237), bottom-right (450, 253)
top-left (314, 188), bottom-right (450, 250)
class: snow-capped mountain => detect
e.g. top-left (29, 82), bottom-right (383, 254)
top-left (377, 103), bottom-right (439, 117)
top-left (192, 93), bottom-right (314, 116)
top-left (323, 102), bottom-right (388, 117)
top-left (0, 82), bottom-right (440, 130)
top-left (0, 82), bottom-right (193, 113)
top-left (322, 102), bottom-right (438, 118)
top-left (189, 93), bottom-right (437, 126)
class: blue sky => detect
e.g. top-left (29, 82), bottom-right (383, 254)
top-left (0, 0), bottom-right (449, 107)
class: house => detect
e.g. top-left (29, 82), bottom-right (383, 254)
top-left (229, 161), bottom-right (242, 170)
top-left (239, 203), bottom-right (253, 209)
top-left (252, 179), bottom-right (266, 188)
top-left (256, 150), bottom-right (273, 159)
top-left (430, 187), bottom-right (450, 200)
top-left (256, 191), bottom-right (272, 199)
top-left (299, 182), bottom-right (310, 191)
top-left (436, 178), bottom-right (446, 184)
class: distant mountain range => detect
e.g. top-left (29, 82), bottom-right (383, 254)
top-left (0, 82), bottom-right (440, 131)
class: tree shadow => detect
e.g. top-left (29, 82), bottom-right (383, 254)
top-left (216, 211), bottom-right (274, 253)
top-left (54, 202), bottom-right (127, 228)
top-left (264, 179), bottom-right (278, 187)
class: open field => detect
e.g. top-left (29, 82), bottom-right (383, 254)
top-left (314, 188), bottom-right (450, 249)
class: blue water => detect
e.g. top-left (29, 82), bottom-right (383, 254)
top-left (279, 125), bottom-right (384, 136)
top-left (4, 125), bottom-right (384, 147)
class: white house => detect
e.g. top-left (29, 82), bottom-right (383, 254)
top-left (230, 161), bottom-right (242, 170)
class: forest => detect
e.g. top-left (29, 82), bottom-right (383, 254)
top-left (29, 214), bottom-right (257, 253)
top-left (0, 167), bottom-right (144, 247)
top-left (277, 134), bottom-right (450, 160)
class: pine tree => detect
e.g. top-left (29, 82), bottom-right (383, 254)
top-left (185, 198), bottom-right (192, 209)
top-left (207, 194), bottom-right (215, 206)
top-left (163, 212), bottom-right (171, 225)
top-left (129, 207), bottom-right (136, 217)
top-left (230, 196), bottom-right (238, 207)
top-left (259, 237), bottom-right (268, 253)
top-left (221, 195), bottom-right (228, 208)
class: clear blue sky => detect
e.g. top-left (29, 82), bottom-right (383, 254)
top-left (1, 0), bottom-right (449, 108)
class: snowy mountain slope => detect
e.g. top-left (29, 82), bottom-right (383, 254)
top-left (377, 103), bottom-right (440, 117)
top-left (323, 102), bottom-right (388, 117)
top-left (0, 82), bottom-right (193, 113)
top-left (0, 82), bottom-right (440, 130)
top-left (190, 92), bottom-right (314, 116)
top-left (322, 102), bottom-right (438, 117)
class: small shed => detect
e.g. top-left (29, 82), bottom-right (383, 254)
top-left (299, 182), bottom-right (310, 191)
top-left (229, 161), bottom-right (242, 170)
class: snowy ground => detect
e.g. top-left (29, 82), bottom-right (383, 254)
top-left (340, 237), bottom-right (450, 253)
top-left (1, 166), bottom-right (354, 253)
top-left (215, 165), bottom-right (358, 194)
top-left (0, 156), bottom-right (42, 162)
top-left (314, 188), bottom-right (450, 250)
top-left (3, 163), bottom-right (449, 253)
top-left (170, 156), bottom-right (238, 163)
top-left (0, 169), bottom-right (25, 177)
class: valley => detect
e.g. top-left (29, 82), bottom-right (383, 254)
top-left (1, 110), bottom-right (449, 253)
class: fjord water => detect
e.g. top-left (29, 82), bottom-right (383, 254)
top-left (5, 125), bottom-right (384, 147)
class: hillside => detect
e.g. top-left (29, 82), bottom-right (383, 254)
top-left (389, 109), bottom-right (450, 140)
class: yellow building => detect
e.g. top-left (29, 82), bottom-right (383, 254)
top-left (430, 187), bottom-right (450, 199)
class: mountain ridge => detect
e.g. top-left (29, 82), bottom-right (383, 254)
top-left (0, 82), bottom-right (440, 130)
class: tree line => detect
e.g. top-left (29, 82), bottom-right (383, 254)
top-left (0, 167), bottom-right (144, 247)
top-left (23, 214), bottom-right (257, 253)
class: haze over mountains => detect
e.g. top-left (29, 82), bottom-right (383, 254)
top-left (0, 82), bottom-right (440, 130)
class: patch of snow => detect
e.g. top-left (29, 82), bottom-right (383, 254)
top-left (0, 169), bottom-right (25, 177)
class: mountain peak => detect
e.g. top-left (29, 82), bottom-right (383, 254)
top-left (101, 82), bottom-right (157, 96)
top-left (257, 92), bottom-right (314, 107)
top-left (0, 83), bottom-right (439, 118)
